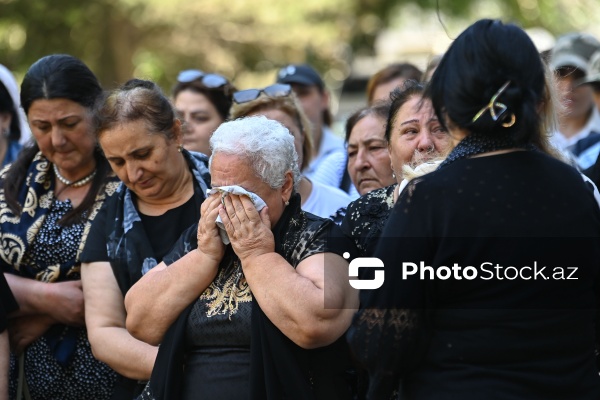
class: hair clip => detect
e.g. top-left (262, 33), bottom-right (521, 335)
top-left (472, 81), bottom-right (512, 124)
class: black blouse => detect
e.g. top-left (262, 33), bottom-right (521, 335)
top-left (349, 151), bottom-right (600, 399)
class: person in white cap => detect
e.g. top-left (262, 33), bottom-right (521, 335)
top-left (549, 32), bottom-right (600, 157)
top-left (0, 64), bottom-right (29, 166)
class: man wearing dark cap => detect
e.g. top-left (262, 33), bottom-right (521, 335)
top-left (574, 50), bottom-right (600, 188)
top-left (549, 32), bottom-right (600, 159)
top-left (276, 64), bottom-right (352, 195)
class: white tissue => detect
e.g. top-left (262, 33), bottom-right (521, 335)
top-left (207, 185), bottom-right (267, 244)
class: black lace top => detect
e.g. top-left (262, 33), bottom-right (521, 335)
top-left (340, 184), bottom-right (396, 257)
top-left (147, 193), bottom-right (355, 400)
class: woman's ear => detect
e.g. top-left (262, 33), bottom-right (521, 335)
top-left (281, 170), bottom-right (294, 203)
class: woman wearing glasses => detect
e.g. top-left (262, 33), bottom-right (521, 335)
top-left (80, 79), bottom-right (210, 399)
top-left (230, 83), bottom-right (353, 219)
top-left (172, 69), bottom-right (236, 156)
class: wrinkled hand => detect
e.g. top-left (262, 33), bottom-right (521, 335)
top-left (197, 193), bottom-right (226, 264)
top-left (219, 194), bottom-right (275, 263)
top-left (8, 314), bottom-right (55, 354)
top-left (45, 280), bottom-right (85, 327)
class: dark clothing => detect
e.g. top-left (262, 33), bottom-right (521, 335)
top-left (81, 149), bottom-right (210, 296)
top-left (0, 273), bottom-right (17, 332)
top-left (0, 152), bottom-right (120, 400)
top-left (1, 139), bottom-right (22, 167)
top-left (349, 151), bottom-right (600, 399)
top-left (80, 149), bottom-right (210, 400)
top-left (141, 194), bottom-right (357, 400)
top-left (340, 184), bottom-right (396, 257)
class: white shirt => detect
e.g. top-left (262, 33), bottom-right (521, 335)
top-left (303, 127), bottom-right (347, 189)
top-left (302, 179), bottom-right (353, 219)
top-left (550, 107), bottom-right (600, 150)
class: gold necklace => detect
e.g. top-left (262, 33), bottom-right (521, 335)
top-left (53, 164), bottom-right (97, 188)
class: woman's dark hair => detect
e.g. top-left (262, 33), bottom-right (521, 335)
top-left (345, 101), bottom-right (391, 143)
top-left (0, 81), bottom-right (20, 141)
top-left (384, 80), bottom-right (426, 142)
top-left (5, 54), bottom-right (109, 226)
top-left (172, 78), bottom-right (236, 121)
top-left (426, 19), bottom-right (546, 146)
top-left (366, 63), bottom-right (423, 105)
top-left (96, 78), bottom-right (177, 141)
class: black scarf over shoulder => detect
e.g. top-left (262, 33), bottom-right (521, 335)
top-left (104, 149), bottom-right (210, 295)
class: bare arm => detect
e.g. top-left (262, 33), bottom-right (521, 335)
top-left (125, 194), bottom-right (223, 345)
top-left (8, 314), bottom-right (54, 354)
top-left (81, 261), bottom-right (157, 380)
top-left (221, 194), bottom-right (359, 349)
top-left (245, 252), bottom-right (358, 349)
top-left (4, 273), bottom-right (84, 326)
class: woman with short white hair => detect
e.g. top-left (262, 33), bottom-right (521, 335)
top-left (126, 116), bottom-right (359, 400)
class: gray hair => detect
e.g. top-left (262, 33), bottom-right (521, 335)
top-left (209, 115), bottom-right (301, 191)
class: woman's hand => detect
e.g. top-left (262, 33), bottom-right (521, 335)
top-left (219, 194), bottom-right (275, 263)
top-left (197, 193), bottom-right (226, 264)
top-left (8, 314), bottom-right (55, 354)
top-left (45, 280), bottom-right (85, 327)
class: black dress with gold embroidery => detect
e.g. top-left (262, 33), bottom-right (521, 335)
top-left (148, 193), bottom-right (354, 399)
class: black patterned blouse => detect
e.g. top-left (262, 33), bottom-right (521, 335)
top-left (340, 184), bottom-right (397, 257)
top-left (9, 199), bottom-right (117, 400)
top-left (140, 193), bottom-right (357, 399)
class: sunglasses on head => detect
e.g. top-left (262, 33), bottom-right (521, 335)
top-left (177, 69), bottom-right (229, 88)
top-left (233, 83), bottom-right (292, 104)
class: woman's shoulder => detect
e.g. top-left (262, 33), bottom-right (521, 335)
top-left (343, 185), bottom-right (396, 224)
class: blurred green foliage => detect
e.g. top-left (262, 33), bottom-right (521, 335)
top-left (0, 0), bottom-right (599, 91)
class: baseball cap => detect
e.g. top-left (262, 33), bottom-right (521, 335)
top-left (578, 51), bottom-right (600, 85)
top-left (276, 64), bottom-right (324, 88)
top-left (550, 32), bottom-right (600, 72)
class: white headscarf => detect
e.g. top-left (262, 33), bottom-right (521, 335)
top-left (0, 64), bottom-right (31, 145)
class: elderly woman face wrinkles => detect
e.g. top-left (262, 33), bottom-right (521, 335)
top-left (347, 113), bottom-right (395, 195)
top-left (387, 95), bottom-right (449, 181)
top-left (210, 151), bottom-right (293, 228)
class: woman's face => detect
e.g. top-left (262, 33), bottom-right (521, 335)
top-left (210, 152), bottom-right (292, 228)
top-left (249, 108), bottom-right (304, 170)
top-left (388, 96), bottom-right (449, 181)
top-left (174, 89), bottom-right (223, 156)
top-left (347, 114), bottom-right (395, 195)
top-left (99, 119), bottom-right (183, 201)
top-left (28, 98), bottom-right (96, 177)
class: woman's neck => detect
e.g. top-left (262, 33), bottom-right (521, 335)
top-left (136, 162), bottom-right (194, 216)
top-left (297, 177), bottom-right (312, 206)
top-left (0, 136), bottom-right (8, 165)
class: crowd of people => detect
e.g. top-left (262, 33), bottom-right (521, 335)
top-left (1, 17), bottom-right (600, 400)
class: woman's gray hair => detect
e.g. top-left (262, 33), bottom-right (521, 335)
top-left (209, 115), bottom-right (301, 191)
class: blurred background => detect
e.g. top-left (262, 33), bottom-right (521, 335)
top-left (2, 0), bottom-right (600, 122)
